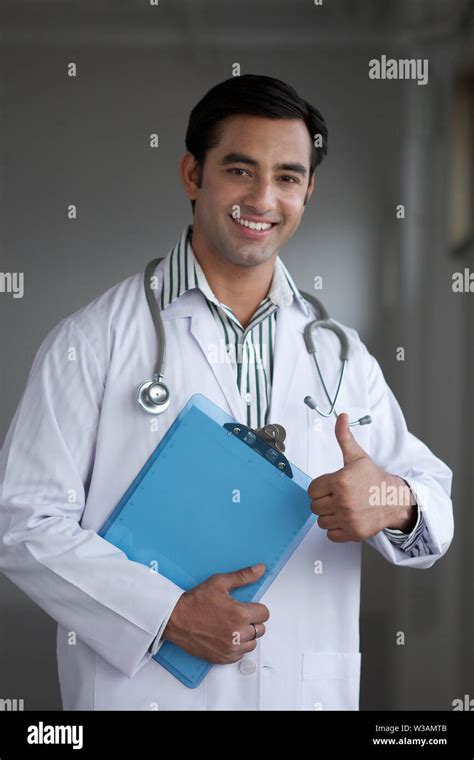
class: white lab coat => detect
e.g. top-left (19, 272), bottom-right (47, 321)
top-left (0, 259), bottom-right (453, 711)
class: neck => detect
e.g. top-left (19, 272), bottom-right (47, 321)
top-left (190, 226), bottom-right (277, 330)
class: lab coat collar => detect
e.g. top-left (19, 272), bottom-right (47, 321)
top-left (160, 225), bottom-right (310, 319)
top-left (157, 261), bottom-right (311, 423)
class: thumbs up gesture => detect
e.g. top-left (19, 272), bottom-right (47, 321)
top-left (307, 413), bottom-right (417, 542)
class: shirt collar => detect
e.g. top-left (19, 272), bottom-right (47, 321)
top-left (160, 225), bottom-right (310, 317)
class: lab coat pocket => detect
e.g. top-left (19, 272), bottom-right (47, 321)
top-left (300, 651), bottom-right (361, 711)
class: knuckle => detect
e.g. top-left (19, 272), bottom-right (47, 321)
top-left (235, 569), bottom-right (247, 584)
top-left (337, 470), bottom-right (350, 489)
top-left (236, 607), bottom-right (249, 625)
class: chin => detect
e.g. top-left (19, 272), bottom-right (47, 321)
top-left (236, 249), bottom-right (274, 267)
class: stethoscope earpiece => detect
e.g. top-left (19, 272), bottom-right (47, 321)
top-left (304, 395), bottom-right (371, 427)
top-left (137, 378), bottom-right (170, 415)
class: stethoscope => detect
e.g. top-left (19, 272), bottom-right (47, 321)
top-left (137, 258), bottom-right (372, 427)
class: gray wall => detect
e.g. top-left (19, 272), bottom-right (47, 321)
top-left (0, 0), bottom-right (473, 710)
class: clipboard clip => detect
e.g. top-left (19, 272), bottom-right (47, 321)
top-left (223, 422), bottom-right (293, 478)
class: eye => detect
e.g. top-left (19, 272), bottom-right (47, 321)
top-left (227, 168), bottom-right (250, 176)
top-left (280, 175), bottom-right (299, 184)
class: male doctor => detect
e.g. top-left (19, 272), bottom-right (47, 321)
top-left (0, 75), bottom-right (453, 711)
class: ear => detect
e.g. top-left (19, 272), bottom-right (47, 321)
top-left (180, 152), bottom-right (202, 202)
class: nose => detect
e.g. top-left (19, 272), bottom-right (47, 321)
top-left (241, 177), bottom-right (277, 215)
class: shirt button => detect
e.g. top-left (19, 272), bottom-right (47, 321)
top-left (239, 658), bottom-right (257, 675)
top-left (244, 392), bottom-right (252, 404)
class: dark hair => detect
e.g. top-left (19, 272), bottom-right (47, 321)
top-left (185, 74), bottom-right (328, 212)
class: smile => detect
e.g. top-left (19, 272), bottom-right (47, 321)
top-left (229, 214), bottom-right (278, 238)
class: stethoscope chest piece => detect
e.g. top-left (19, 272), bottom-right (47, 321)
top-left (137, 377), bottom-right (170, 414)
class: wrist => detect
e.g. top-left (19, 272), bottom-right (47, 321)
top-left (162, 593), bottom-right (186, 644)
top-left (382, 475), bottom-right (417, 532)
top-left (385, 503), bottom-right (417, 532)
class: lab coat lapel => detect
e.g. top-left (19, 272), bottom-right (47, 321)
top-left (156, 252), bottom-right (246, 421)
top-left (267, 304), bottom-right (307, 423)
top-left (159, 271), bottom-right (309, 427)
top-left (189, 300), bottom-right (246, 421)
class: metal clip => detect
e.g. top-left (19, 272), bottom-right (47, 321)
top-left (253, 424), bottom-right (287, 454)
top-left (223, 421), bottom-right (293, 478)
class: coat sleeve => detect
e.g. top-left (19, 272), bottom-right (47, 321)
top-left (0, 317), bottom-right (184, 679)
top-left (359, 340), bottom-right (454, 568)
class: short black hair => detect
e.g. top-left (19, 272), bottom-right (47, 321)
top-left (185, 74), bottom-right (328, 212)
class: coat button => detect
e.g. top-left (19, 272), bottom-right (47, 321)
top-left (239, 658), bottom-right (256, 675)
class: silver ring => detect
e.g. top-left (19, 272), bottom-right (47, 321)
top-left (251, 623), bottom-right (258, 640)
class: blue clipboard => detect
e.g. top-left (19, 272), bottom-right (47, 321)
top-left (99, 394), bottom-right (316, 688)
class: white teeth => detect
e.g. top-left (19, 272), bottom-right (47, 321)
top-left (233, 216), bottom-right (272, 231)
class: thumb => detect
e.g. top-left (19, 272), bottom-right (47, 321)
top-left (335, 413), bottom-right (366, 464)
top-left (220, 563), bottom-right (266, 590)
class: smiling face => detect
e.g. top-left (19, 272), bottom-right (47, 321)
top-left (180, 115), bottom-right (315, 268)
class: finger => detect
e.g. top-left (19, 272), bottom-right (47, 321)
top-left (235, 639), bottom-right (258, 656)
top-left (307, 473), bottom-right (334, 500)
top-left (218, 563), bottom-right (266, 591)
top-left (327, 528), bottom-right (347, 543)
top-left (335, 413), bottom-right (367, 465)
top-left (239, 601), bottom-right (270, 624)
top-left (310, 494), bottom-right (335, 516)
top-left (317, 514), bottom-right (340, 531)
top-left (227, 639), bottom-right (258, 664)
top-left (245, 622), bottom-right (266, 642)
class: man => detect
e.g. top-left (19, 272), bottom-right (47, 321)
top-left (0, 75), bottom-right (453, 710)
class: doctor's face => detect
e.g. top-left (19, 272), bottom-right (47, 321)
top-left (181, 115), bottom-right (315, 268)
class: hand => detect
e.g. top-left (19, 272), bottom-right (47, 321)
top-left (308, 413), bottom-right (416, 542)
top-left (162, 564), bottom-right (270, 665)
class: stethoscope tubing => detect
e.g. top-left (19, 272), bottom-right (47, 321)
top-left (138, 262), bottom-right (371, 426)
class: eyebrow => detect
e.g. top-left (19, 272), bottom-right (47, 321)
top-left (219, 152), bottom-right (308, 177)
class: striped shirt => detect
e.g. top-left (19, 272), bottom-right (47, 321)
top-left (159, 225), bottom-right (433, 556)
top-left (160, 225), bottom-right (309, 430)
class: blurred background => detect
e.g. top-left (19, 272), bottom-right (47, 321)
top-left (0, 0), bottom-right (473, 710)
